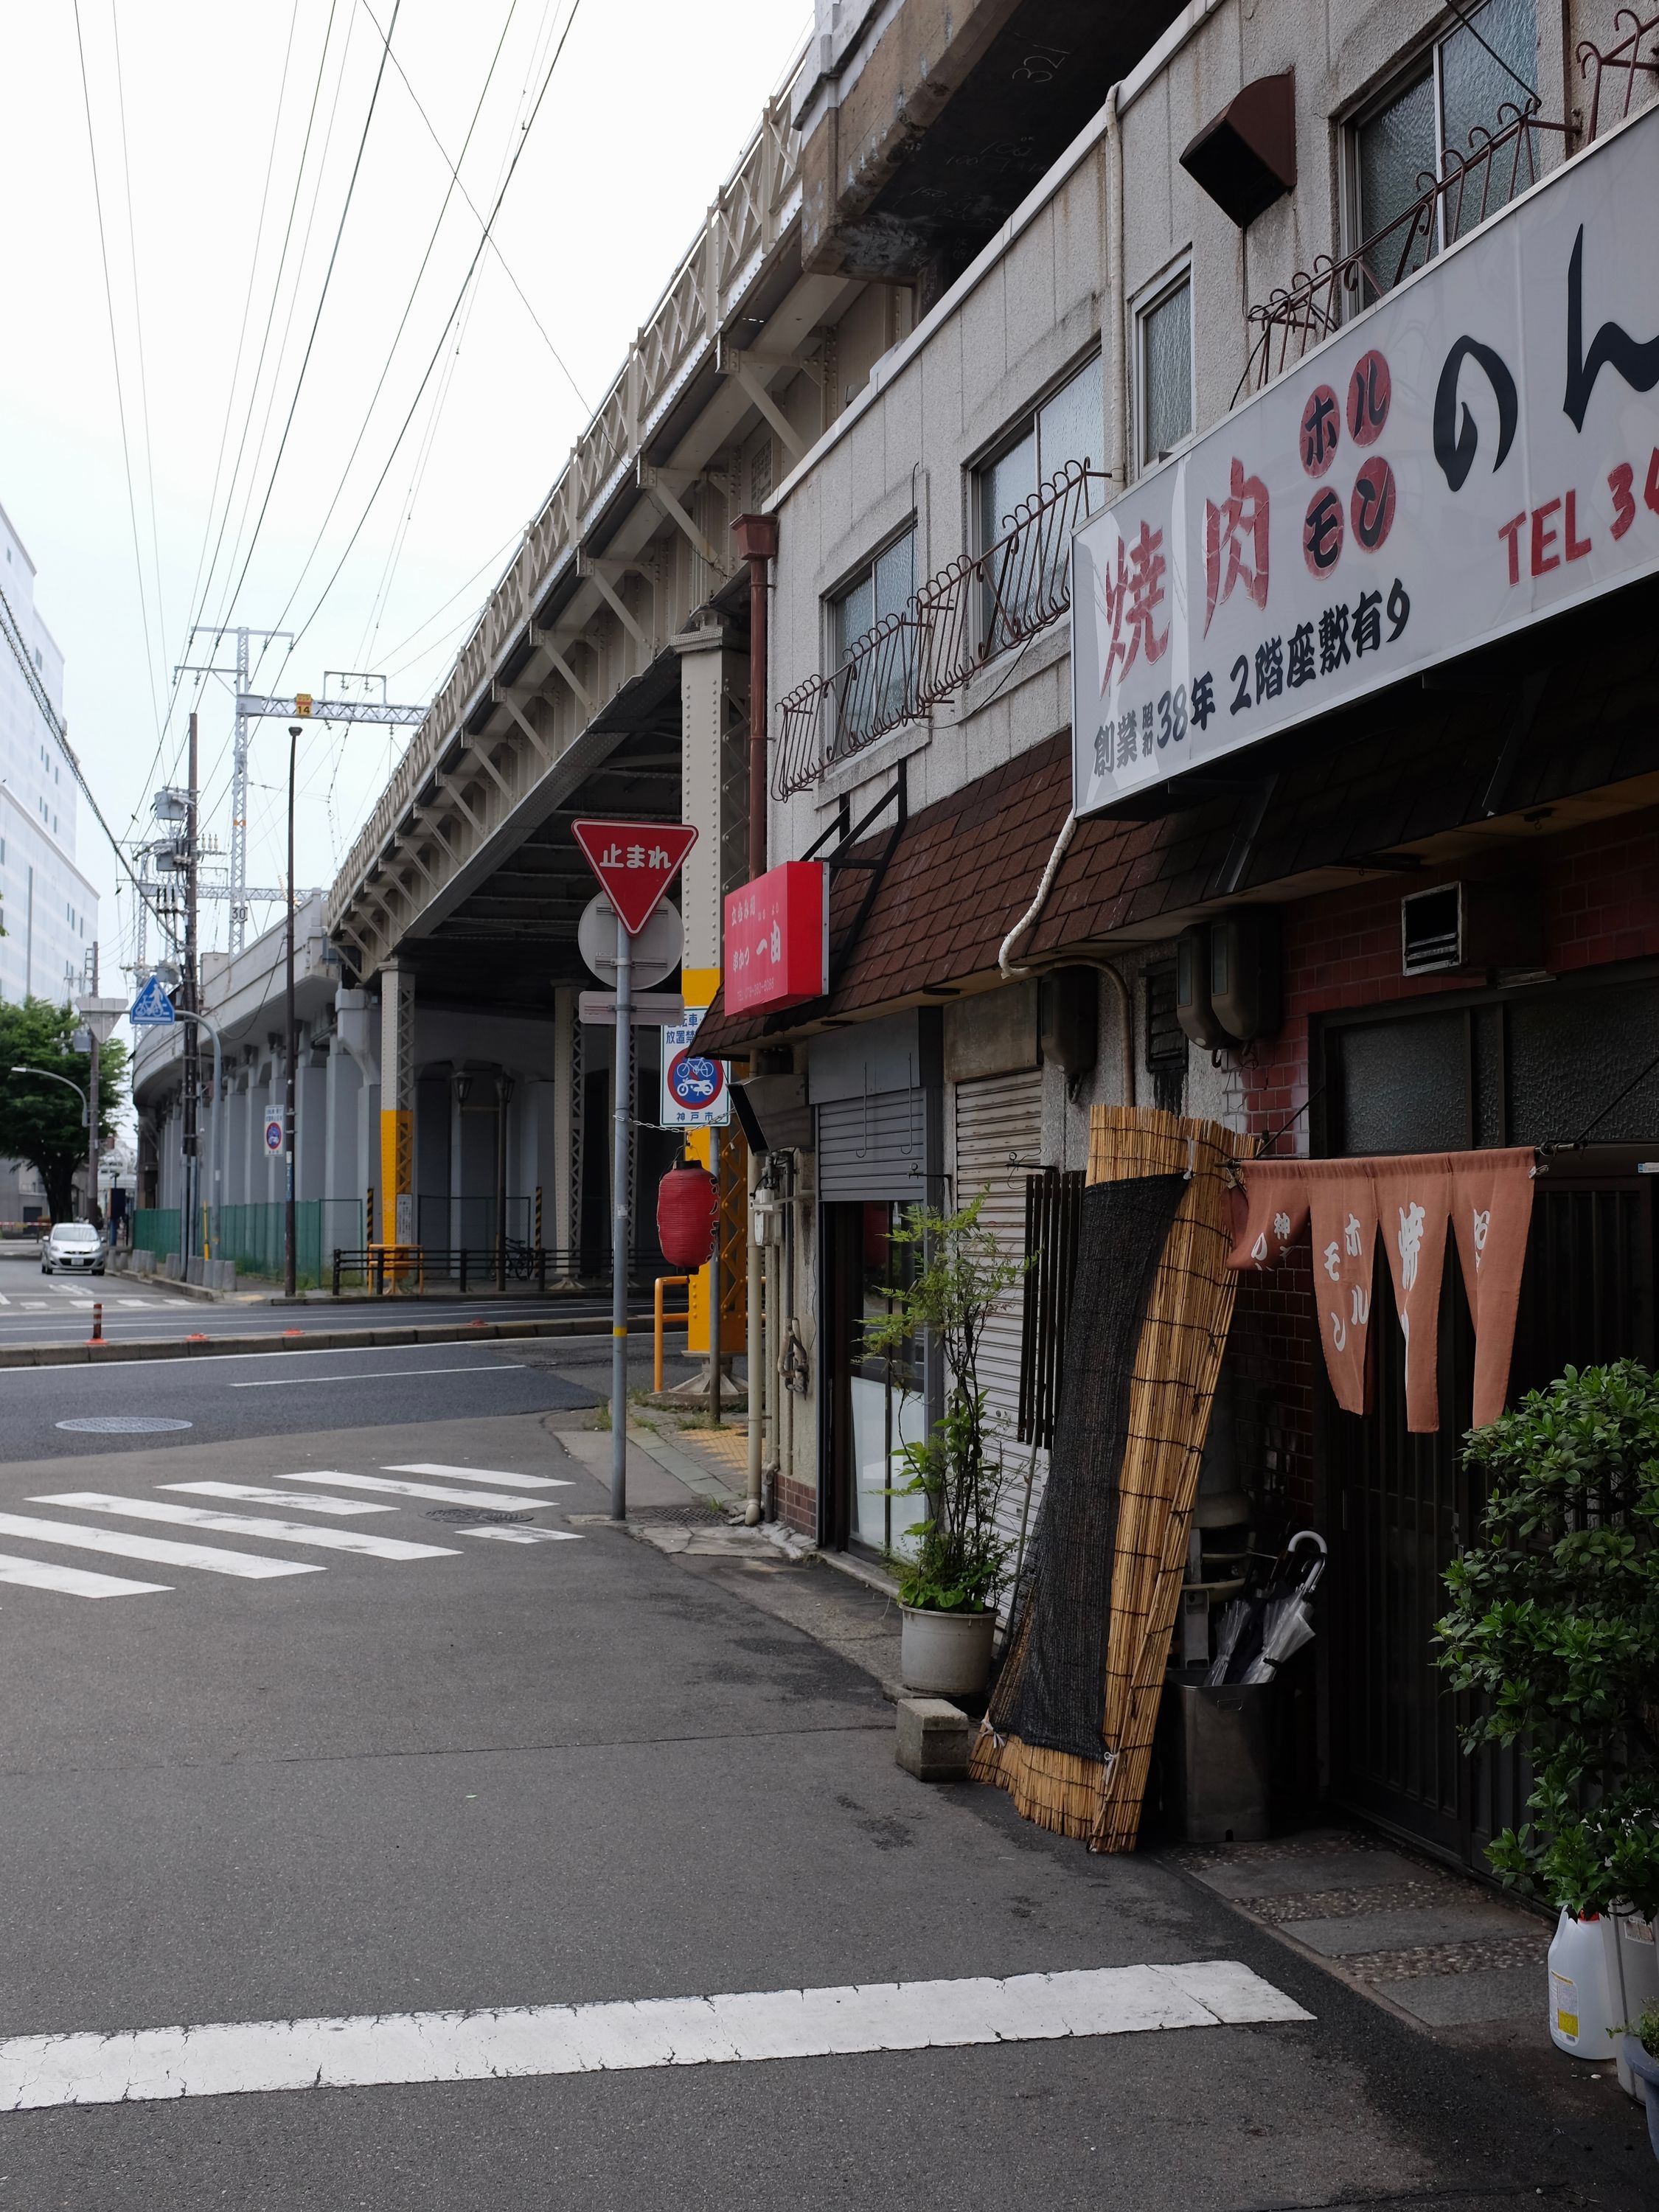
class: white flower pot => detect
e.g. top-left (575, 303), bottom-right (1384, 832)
top-left (900, 1604), bottom-right (995, 1696)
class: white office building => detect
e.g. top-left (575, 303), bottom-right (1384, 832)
top-left (0, 499), bottom-right (97, 1008)
top-left (0, 497), bottom-right (100, 1222)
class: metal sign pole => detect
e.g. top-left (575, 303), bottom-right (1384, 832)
top-left (611, 911), bottom-right (633, 1520)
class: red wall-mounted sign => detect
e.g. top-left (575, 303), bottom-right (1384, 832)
top-left (724, 861), bottom-right (829, 1015)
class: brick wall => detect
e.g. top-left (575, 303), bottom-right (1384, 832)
top-left (776, 1471), bottom-right (816, 1538)
top-left (1225, 804), bottom-right (1659, 1519)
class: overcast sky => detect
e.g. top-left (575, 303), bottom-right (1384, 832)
top-left (3, 0), bottom-right (809, 993)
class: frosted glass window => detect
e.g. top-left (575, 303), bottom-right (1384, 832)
top-left (1354, 0), bottom-right (1537, 295)
top-left (1140, 279), bottom-right (1192, 465)
top-left (829, 528), bottom-right (917, 748)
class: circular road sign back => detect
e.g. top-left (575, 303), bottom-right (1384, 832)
top-left (666, 1050), bottom-right (726, 1113)
top-left (263, 1115), bottom-right (285, 1154)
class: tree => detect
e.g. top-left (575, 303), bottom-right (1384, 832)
top-left (1436, 1360), bottom-right (1659, 1918)
top-left (861, 1194), bottom-right (1029, 1613)
top-left (0, 998), bottom-right (128, 1223)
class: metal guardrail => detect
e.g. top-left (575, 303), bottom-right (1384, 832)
top-left (329, 1246), bottom-right (670, 1296)
top-left (773, 462), bottom-right (1110, 797)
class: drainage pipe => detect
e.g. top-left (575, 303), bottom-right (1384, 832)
top-left (732, 512), bottom-right (779, 883)
top-left (745, 1144), bottom-right (763, 1525)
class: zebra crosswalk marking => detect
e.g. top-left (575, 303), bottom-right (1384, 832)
top-left (164, 1482), bottom-right (398, 1517)
top-left (0, 1512), bottom-right (319, 1580)
top-left (33, 1496), bottom-right (460, 1564)
top-left (383, 1463), bottom-right (568, 1492)
top-left (0, 1551), bottom-right (170, 1599)
top-left (284, 1470), bottom-right (559, 1511)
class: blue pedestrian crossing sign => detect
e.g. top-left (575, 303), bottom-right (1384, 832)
top-left (128, 975), bottom-right (175, 1026)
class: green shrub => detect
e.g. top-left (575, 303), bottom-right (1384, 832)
top-left (861, 1195), bottom-right (1028, 1615)
top-left (1436, 1360), bottom-right (1659, 1918)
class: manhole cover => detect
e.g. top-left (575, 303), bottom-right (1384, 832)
top-left (55, 1416), bottom-right (194, 1434)
top-left (424, 1508), bottom-right (532, 1526)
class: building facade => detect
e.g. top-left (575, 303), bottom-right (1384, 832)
top-left (692, 0), bottom-right (1659, 1876)
top-left (0, 499), bottom-right (97, 1009)
top-left (0, 497), bottom-right (100, 1222)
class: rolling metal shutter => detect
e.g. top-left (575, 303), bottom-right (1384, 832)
top-left (953, 1071), bottom-right (1046, 1583)
top-left (816, 1089), bottom-right (931, 1203)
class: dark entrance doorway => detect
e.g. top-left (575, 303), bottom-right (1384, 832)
top-left (1316, 970), bottom-right (1659, 1874)
top-left (1325, 1151), bottom-right (1658, 1871)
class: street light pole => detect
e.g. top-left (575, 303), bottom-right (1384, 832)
top-left (285, 725), bottom-right (299, 1301)
top-left (10, 1067), bottom-right (88, 1222)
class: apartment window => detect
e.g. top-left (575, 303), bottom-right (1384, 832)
top-left (975, 353), bottom-right (1105, 553)
top-left (1351, 0), bottom-right (1537, 294)
top-left (829, 526), bottom-right (916, 748)
top-left (1137, 271), bottom-right (1193, 468)
top-left (974, 353), bottom-right (1106, 655)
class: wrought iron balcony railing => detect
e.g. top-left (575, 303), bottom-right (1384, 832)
top-left (1579, 4), bottom-right (1659, 139)
top-left (773, 462), bottom-right (1107, 799)
top-left (1237, 101), bottom-right (1574, 400)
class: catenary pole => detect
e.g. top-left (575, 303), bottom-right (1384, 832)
top-left (610, 908), bottom-right (631, 1518)
top-left (180, 710), bottom-right (199, 1271)
top-left (284, 725), bottom-right (299, 1299)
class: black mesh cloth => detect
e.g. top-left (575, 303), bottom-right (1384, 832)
top-left (989, 1172), bottom-right (1188, 1764)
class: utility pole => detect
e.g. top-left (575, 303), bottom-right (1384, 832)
top-left (179, 710), bottom-right (200, 1274)
top-left (285, 725), bottom-right (299, 1300)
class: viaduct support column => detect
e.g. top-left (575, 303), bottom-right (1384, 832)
top-left (379, 965), bottom-right (414, 1248)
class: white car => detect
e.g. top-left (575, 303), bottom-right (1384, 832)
top-left (41, 1222), bottom-right (107, 1276)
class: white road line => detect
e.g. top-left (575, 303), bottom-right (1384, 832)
top-left (0, 1551), bottom-right (170, 1599)
top-left (282, 1470), bottom-right (566, 1510)
top-left (461, 1526), bottom-right (583, 1545)
top-left (163, 1482), bottom-right (398, 1517)
top-left (0, 1512), bottom-right (319, 1581)
top-left (385, 1462), bottom-right (567, 1491)
top-left (32, 1496), bottom-right (460, 1564)
top-left (230, 1364), bottom-right (525, 1388)
top-left (0, 1962), bottom-right (1310, 2109)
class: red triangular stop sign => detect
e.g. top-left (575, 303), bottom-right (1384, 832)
top-left (571, 819), bottom-right (698, 936)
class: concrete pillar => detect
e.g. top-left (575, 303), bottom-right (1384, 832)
top-left (674, 613), bottom-right (746, 1362)
top-left (379, 966), bottom-right (414, 1245)
top-left (265, 1051), bottom-right (286, 1207)
top-left (324, 1043), bottom-right (361, 1206)
top-left (673, 613), bottom-right (745, 1009)
top-left (296, 1060), bottom-right (327, 1203)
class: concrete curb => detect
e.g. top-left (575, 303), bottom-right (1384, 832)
top-left (0, 1313), bottom-right (620, 1371)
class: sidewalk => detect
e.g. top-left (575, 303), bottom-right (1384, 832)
top-left (563, 1404), bottom-right (1649, 2157)
top-left (548, 1409), bottom-right (907, 1692)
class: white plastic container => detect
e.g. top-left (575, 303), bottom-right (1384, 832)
top-left (1604, 1911), bottom-right (1659, 2096)
top-left (1549, 1909), bottom-right (1618, 2059)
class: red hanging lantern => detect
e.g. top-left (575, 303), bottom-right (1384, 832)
top-left (657, 1162), bottom-right (718, 1270)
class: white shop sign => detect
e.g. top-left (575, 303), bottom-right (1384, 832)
top-left (1071, 103), bottom-right (1659, 816)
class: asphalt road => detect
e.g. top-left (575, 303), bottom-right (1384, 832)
top-left (0, 1399), bottom-right (1648, 2207)
top-left (0, 1338), bottom-right (699, 1458)
top-left (0, 1255), bottom-right (617, 1348)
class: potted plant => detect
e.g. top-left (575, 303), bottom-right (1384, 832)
top-left (1623, 2004), bottom-right (1659, 2163)
top-left (862, 1194), bottom-right (1028, 1698)
top-left (1437, 1361), bottom-right (1659, 2082)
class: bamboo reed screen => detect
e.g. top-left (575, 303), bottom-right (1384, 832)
top-left (971, 1105), bottom-right (1251, 1850)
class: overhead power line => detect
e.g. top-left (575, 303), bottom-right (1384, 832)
top-left (212, 0), bottom-right (406, 651)
top-left (283, 0), bottom-right (587, 662)
top-left (72, 0), bottom-right (164, 754)
top-left (264, 0), bottom-right (529, 638)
